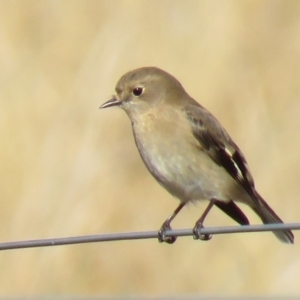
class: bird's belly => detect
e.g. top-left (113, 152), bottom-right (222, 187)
top-left (135, 133), bottom-right (239, 203)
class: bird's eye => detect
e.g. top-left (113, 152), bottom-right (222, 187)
top-left (132, 87), bottom-right (144, 97)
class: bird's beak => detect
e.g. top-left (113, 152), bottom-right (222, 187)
top-left (100, 97), bottom-right (121, 109)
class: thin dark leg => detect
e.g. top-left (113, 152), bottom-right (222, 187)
top-left (158, 202), bottom-right (186, 244)
top-left (193, 199), bottom-right (216, 241)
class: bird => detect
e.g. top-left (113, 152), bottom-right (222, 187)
top-left (100, 66), bottom-right (294, 244)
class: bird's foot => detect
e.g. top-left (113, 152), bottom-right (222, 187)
top-left (158, 222), bottom-right (176, 244)
top-left (193, 223), bottom-right (212, 241)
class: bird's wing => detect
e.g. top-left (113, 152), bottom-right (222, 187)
top-left (184, 102), bottom-right (258, 205)
top-left (214, 200), bottom-right (249, 225)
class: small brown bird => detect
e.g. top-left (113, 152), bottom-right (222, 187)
top-left (100, 67), bottom-right (294, 244)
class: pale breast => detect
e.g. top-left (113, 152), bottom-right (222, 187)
top-left (131, 107), bottom-right (245, 203)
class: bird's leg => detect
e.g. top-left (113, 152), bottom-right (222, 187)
top-left (193, 199), bottom-right (216, 241)
top-left (158, 202), bottom-right (186, 244)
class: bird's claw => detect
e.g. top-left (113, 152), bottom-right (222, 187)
top-left (193, 223), bottom-right (212, 241)
top-left (158, 222), bottom-right (176, 244)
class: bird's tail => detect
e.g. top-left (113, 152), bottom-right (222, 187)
top-left (252, 192), bottom-right (294, 244)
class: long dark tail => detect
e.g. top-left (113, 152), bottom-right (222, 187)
top-left (252, 192), bottom-right (294, 244)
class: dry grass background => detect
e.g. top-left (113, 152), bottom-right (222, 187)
top-left (0, 0), bottom-right (300, 297)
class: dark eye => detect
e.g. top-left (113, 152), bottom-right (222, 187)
top-left (132, 87), bottom-right (144, 97)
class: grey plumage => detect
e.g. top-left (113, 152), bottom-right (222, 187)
top-left (101, 66), bottom-right (294, 244)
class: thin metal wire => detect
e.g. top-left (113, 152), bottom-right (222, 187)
top-left (0, 223), bottom-right (299, 251)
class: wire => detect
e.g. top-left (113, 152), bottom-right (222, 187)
top-left (0, 223), bottom-right (299, 251)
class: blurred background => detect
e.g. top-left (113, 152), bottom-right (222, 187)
top-left (0, 0), bottom-right (300, 297)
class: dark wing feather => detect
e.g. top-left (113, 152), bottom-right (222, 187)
top-left (184, 102), bottom-right (258, 205)
top-left (214, 200), bottom-right (249, 225)
top-left (183, 102), bottom-right (294, 243)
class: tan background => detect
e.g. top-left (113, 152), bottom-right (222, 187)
top-left (0, 0), bottom-right (299, 297)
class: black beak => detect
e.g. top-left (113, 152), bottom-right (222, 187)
top-left (100, 97), bottom-right (121, 109)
